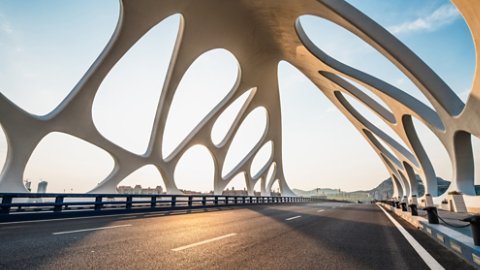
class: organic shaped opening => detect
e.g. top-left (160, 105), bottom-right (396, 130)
top-left (211, 88), bottom-right (255, 146)
top-left (0, 1), bottom-right (119, 115)
top-left (347, 1), bottom-right (475, 104)
top-left (250, 141), bottom-right (273, 178)
top-left (93, 14), bottom-right (180, 155)
top-left (116, 165), bottom-right (164, 194)
top-left (411, 118), bottom-right (452, 183)
top-left (278, 61), bottom-right (386, 192)
top-left (174, 144), bottom-right (214, 194)
top-left (224, 172), bottom-right (247, 194)
top-left (222, 107), bottom-right (268, 178)
top-left (391, 174), bottom-right (404, 198)
top-left (270, 180), bottom-right (280, 195)
top-left (266, 162), bottom-right (277, 184)
top-left (253, 179), bottom-right (262, 195)
top-left (417, 178), bottom-right (426, 197)
top-left (163, 49), bottom-right (239, 158)
top-left (24, 132), bottom-right (114, 193)
top-left (0, 125), bottom-right (6, 174)
top-left (362, 129), bottom-right (402, 169)
top-left (297, 15), bottom-right (447, 112)
top-left (473, 136), bottom-right (480, 186)
top-left (340, 92), bottom-right (410, 151)
top-left (334, 74), bottom-right (395, 121)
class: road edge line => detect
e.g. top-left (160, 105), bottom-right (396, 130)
top-left (377, 204), bottom-right (445, 270)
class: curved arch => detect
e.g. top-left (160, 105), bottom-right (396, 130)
top-left (296, 3), bottom-right (464, 117)
top-left (0, 1), bottom-right (479, 203)
top-left (335, 91), bottom-right (419, 167)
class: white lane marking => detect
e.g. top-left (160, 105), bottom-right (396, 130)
top-left (171, 233), bottom-right (237, 251)
top-left (52, 224), bottom-right (132, 235)
top-left (377, 205), bottom-right (444, 270)
top-left (0, 207), bottom-right (208, 225)
top-left (285, 215), bottom-right (301, 221)
top-left (317, 209), bottom-right (325, 213)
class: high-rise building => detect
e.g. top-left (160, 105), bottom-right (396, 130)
top-left (117, 185), bottom-right (164, 195)
top-left (37, 180), bottom-right (48, 193)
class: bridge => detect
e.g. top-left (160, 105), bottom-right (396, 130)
top-left (1, 0), bottom-right (480, 269)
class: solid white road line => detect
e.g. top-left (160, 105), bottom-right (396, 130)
top-left (377, 205), bottom-right (444, 270)
top-left (171, 233), bottom-right (237, 251)
top-left (52, 224), bottom-right (132, 235)
top-left (317, 209), bottom-right (325, 213)
top-left (285, 215), bottom-right (301, 221)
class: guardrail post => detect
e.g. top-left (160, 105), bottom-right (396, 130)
top-left (150, 196), bottom-right (157, 208)
top-left (408, 204), bottom-right (418, 216)
top-left (234, 196), bottom-right (238, 205)
top-left (462, 216), bottom-right (480, 246)
top-left (249, 196), bottom-right (252, 204)
top-left (225, 196), bottom-right (229, 205)
top-left (1, 195), bottom-right (12, 214)
top-left (423, 207), bottom-right (439, 224)
top-left (53, 196), bottom-right (64, 212)
top-left (94, 196), bottom-right (103, 211)
top-left (242, 196), bottom-right (246, 204)
top-left (188, 196), bottom-right (193, 207)
top-left (214, 196), bottom-right (219, 206)
top-left (125, 195), bottom-right (133, 209)
top-left (171, 196), bottom-right (177, 208)
top-left (202, 196), bottom-right (207, 206)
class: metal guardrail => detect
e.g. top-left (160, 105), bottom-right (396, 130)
top-left (0, 193), bottom-right (314, 217)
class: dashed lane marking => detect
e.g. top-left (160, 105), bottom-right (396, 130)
top-left (171, 233), bottom-right (237, 251)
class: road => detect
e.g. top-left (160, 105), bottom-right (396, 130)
top-left (0, 203), bottom-right (472, 269)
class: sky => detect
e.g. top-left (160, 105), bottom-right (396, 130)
top-left (0, 0), bottom-right (478, 193)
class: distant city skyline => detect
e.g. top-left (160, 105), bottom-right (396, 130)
top-left (0, 0), bottom-right (478, 193)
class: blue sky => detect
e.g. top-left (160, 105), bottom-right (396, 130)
top-left (0, 0), bottom-right (477, 193)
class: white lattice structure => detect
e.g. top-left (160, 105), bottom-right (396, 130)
top-left (0, 0), bottom-right (479, 203)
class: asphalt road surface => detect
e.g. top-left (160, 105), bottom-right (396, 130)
top-left (0, 203), bottom-right (473, 270)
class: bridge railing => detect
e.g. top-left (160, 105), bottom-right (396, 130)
top-left (0, 193), bottom-right (314, 216)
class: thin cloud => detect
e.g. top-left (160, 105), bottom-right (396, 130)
top-left (0, 14), bottom-right (13, 34)
top-left (388, 4), bottom-right (461, 35)
top-left (0, 22), bottom-right (12, 33)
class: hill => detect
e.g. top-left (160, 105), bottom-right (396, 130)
top-left (293, 176), bottom-right (452, 201)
